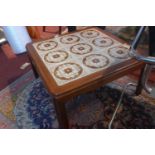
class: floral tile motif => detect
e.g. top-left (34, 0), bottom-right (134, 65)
top-left (33, 28), bottom-right (130, 86)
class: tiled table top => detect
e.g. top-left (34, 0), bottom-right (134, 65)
top-left (33, 28), bottom-right (130, 86)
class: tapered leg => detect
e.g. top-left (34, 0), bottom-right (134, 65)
top-left (27, 53), bottom-right (39, 78)
top-left (31, 61), bottom-right (39, 79)
top-left (135, 66), bottom-right (145, 95)
top-left (53, 98), bottom-right (69, 129)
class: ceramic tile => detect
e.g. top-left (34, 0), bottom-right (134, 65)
top-left (33, 28), bottom-right (130, 86)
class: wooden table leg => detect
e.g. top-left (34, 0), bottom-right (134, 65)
top-left (135, 66), bottom-right (145, 95)
top-left (53, 98), bottom-right (69, 129)
top-left (27, 53), bottom-right (39, 78)
top-left (30, 61), bottom-right (39, 79)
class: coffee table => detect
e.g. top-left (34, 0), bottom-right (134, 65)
top-left (27, 27), bottom-right (144, 128)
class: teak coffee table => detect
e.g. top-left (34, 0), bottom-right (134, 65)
top-left (27, 27), bottom-right (144, 128)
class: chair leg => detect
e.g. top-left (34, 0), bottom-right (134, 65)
top-left (43, 26), bottom-right (46, 32)
top-left (58, 26), bottom-right (62, 35)
top-left (68, 26), bottom-right (76, 32)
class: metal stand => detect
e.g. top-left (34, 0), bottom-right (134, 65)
top-left (108, 26), bottom-right (155, 128)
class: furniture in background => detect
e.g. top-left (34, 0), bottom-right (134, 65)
top-left (27, 26), bottom-right (106, 39)
top-left (2, 26), bottom-right (32, 54)
top-left (68, 26), bottom-right (106, 32)
top-left (28, 26), bottom-right (68, 39)
top-left (0, 27), bottom-right (7, 46)
top-left (27, 26), bottom-right (41, 39)
top-left (43, 26), bottom-right (62, 35)
top-left (68, 26), bottom-right (76, 32)
top-left (27, 27), bottom-right (144, 128)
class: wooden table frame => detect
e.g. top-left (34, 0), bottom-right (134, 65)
top-left (27, 27), bottom-right (144, 128)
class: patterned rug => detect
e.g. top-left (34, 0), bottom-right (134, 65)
top-left (14, 77), bottom-right (155, 129)
top-left (0, 70), bottom-right (35, 128)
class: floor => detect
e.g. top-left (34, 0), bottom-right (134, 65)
top-left (0, 45), bottom-right (31, 90)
